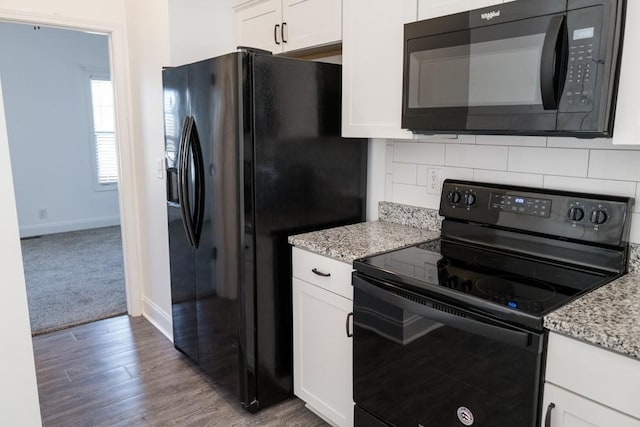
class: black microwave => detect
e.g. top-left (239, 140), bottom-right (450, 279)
top-left (402, 0), bottom-right (626, 138)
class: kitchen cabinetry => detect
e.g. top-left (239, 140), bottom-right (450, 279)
top-left (543, 332), bottom-right (640, 427)
top-left (610, 0), bottom-right (640, 145)
top-left (341, 0), bottom-right (416, 139)
top-left (292, 247), bottom-right (353, 427)
top-left (542, 383), bottom-right (640, 427)
top-left (235, 0), bottom-right (341, 54)
top-left (341, 0), bottom-right (508, 139)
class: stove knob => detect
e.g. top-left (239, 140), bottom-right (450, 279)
top-left (464, 193), bottom-right (477, 207)
top-left (589, 210), bottom-right (608, 225)
top-left (448, 191), bottom-right (462, 204)
top-left (568, 207), bottom-right (585, 221)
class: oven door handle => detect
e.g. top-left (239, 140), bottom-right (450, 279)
top-left (354, 276), bottom-right (533, 349)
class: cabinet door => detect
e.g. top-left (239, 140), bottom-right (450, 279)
top-left (236, 0), bottom-right (283, 53)
top-left (612, 0), bottom-right (640, 144)
top-left (293, 278), bottom-right (353, 427)
top-left (542, 383), bottom-right (640, 427)
top-left (342, 0), bottom-right (417, 139)
top-left (282, 0), bottom-right (341, 52)
top-left (417, 0), bottom-right (503, 20)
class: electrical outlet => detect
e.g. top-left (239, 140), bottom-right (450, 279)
top-left (427, 168), bottom-right (441, 194)
top-left (38, 208), bottom-right (48, 220)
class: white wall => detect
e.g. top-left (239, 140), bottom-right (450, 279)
top-left (124, 0), bottom-right (173, 337)
top-left (0, 78), bottom-right (42, 427)
top-left (0, 23), bottom-right (119, 237)
top-left (385, 135), bottom-right (640, 242)
top-left (168, 0), bottom-right (235, 66)
top-left (0, 0), bottom-right (171, 421)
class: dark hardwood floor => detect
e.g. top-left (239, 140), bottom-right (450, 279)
top-left (32, 315), bottom-right (328, 427)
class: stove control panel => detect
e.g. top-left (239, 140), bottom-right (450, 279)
top-left (440, 179), bottom-right (634, 247)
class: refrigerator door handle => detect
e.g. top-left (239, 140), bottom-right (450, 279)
top-left (188, 116), bottom-right (205, 248)
top-left (178, 116), bottom-right (196, 248)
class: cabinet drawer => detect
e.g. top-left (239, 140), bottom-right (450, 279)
top-left (546, 332), bottom-right (640, 419)
top-left (292, 247), bottom-right (353, 300)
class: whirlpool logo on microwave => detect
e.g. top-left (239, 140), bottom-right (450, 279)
top-left (480, 10), bottom-right (501, 21)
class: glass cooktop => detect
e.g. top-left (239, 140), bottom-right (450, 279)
top-left (354, 239), bottom-right (618, 329)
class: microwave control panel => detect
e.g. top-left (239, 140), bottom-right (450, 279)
top-left (560, 6), bottom-right (604, 113)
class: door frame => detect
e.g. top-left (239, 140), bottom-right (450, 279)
top-left (0, 9), bottom-right (143, 316)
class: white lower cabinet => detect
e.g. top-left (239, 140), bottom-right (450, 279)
top-left (292, 247), bottom-right (353, 427)
top-left (543, 332), bottom-right (640, 427)
top-left (542, 383), bottom-right (640, 427)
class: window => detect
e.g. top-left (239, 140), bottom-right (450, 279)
top-left (89, 77), bottom-right (118, 185)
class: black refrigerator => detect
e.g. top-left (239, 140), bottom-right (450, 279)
top-left (163, 50), bottom-right (367, 412)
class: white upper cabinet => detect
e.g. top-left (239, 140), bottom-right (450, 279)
top-left (236, 0), bottom-right (282, 53)
top-left (235, 0), bottom-right (341, 54)
top-left (342, 0), bottom-right (417, 139)
top-left (611, 0), bottom-right (640, 144)
top-left (417, 0), bottom-right (502, 20)
top-left (282, 0), bottom-right (342, 52)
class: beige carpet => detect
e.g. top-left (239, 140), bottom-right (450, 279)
top-left (21, 226), bottom-right (127, 335)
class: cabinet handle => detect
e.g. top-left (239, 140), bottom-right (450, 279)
top-left (282, 22), bottom-right (288, 43)
top-left (311, 268), bottom-right (331, 277)
top-left (346, 312), bottom-right (353, 337)
top-left (274, 24), bottom-right (280, 45)
top-left (545, 402), bottom-right (555, 427)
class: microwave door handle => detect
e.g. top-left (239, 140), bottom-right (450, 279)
top-left (540, 15), bottom-right (567, 110)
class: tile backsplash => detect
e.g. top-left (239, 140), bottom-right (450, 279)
top-left (384, 135), bottom-right (640, 243)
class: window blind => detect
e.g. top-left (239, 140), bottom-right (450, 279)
top-left (90, 79), bottom-right (118, 185)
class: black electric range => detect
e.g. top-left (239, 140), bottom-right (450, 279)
top-left (352, 180), bottom-right (633, 427)
top-left (354, 237), bottom-right (620, 332)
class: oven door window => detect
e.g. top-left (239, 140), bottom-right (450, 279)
top-left (403, 14), bottom-right (567, 132)
top-left (353, 276), bottom-right (544, 427)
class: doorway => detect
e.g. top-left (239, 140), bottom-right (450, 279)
top-left (0, 22), bottom-right (128, 334)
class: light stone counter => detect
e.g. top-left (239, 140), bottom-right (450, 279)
top-left (544, 273), bottom-right (640, 360)
top-left (289, 201), bottom-right (640, 360)
top-left (288, 221), bottom-right (439, 264)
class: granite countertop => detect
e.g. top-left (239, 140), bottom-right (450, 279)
top-left (288, 221), bottom-right (440, 264)
top-left (544, 273), bottom-right (640, 360)
top-left (289, 201), bottom-right (640, 361)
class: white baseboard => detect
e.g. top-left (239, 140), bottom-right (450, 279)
top-left (142, 296), bottom-right (173, 342)
top-left (19, 216), bottom-right (121, 238)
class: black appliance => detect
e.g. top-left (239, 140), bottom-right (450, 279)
top-left (402, 0), bottom-right (627, 137)
top-left (352, 179), bottom-right (633, 427)
top-left (163, 50), bottom-right (367, 412)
